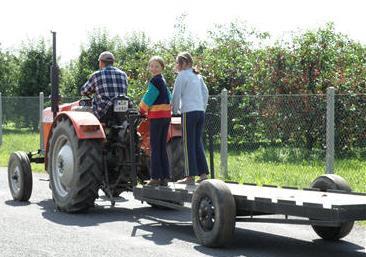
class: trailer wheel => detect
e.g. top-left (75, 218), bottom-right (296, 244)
top-left (310, 174), bottom-right (354, 240)
top-left (192, 179), bottom-right (236, 247)
top-left (8, 151), bottom-right (33, 201)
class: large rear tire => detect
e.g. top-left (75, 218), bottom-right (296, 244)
top-left (310, 174), bottom-right (354, 240)
top-left (48, 118), bottom-right (103, 213)
top-left (192, 179), bottom-right (236, 247)
top-left (167, 137), bottom-right (185, 181)
top-left (8, 151), bottom-right (33, 201)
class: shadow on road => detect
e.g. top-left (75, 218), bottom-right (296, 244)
top-left (193, 228), bottom-right (366, 257)
top-left (34, 198), bottom-right (365, 257)
top-left (4, 200), bottom-right (32, 207)
top-left (132, 219), bottom-right (365, 257)
top-left (36, 198), bottom-right (191, 227)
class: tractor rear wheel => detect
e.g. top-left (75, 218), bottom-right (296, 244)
top-left (167, 137), bottom-right (185, 181)
top-left (48, 118), bottom-right (103, 213)
top-left (8, 151), bottom-right (33, 201)
top-left (310, 174), bottom-right (354, 240)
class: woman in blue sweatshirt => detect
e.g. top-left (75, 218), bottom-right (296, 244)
top-left (172, 52), bottom-right (209, 185)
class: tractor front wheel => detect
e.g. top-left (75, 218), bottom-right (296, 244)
top-left (48, 118), bottom-right (103, 212)
top-left (8, 151), bottom-right (33, 201)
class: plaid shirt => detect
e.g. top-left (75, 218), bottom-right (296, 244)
top-left (81, 65), bottom-right (128, 119)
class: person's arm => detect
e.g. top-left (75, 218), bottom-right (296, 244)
top-left (139, 82), bottom-right (160, 115)
top-left (81, 73), bottom-right (97, 96)
top-left (200, 76), bottom-right (209, 111)
top-left (172, 73), bottom-right (184, 114)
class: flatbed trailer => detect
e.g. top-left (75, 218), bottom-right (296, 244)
top-left (133, 175), bottom-right (366, 247)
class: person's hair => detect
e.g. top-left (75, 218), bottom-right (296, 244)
top-left (149, 56), bottom-right (165, 69)
top-left (102, 59), bottom-right (114, 66)
top-left (176, 52), bottom-right (199, 74)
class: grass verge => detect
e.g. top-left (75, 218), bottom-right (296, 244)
top-left (0, 128), bottom-right (44, 172)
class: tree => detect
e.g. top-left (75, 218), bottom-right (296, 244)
top-left (61, 29), bottom-right (121, 96)
top-left (17, 39), bottom-right (52, 96)
top-left (115, 31), bottom-right (153, 99)
top-left (0, 46), bottom-right (20, 95)
top-left (201, 21), bottom-right (270, 95)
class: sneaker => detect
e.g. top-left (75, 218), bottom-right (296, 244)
top-left (176, 177), bottom-right (195, 185)
top-left (146, 179), bottom-right (161, 186)
top-left (160, 178), bottom-right (169, 187)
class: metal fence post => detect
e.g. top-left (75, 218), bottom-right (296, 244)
top-left (326, 87), bottom-right (335, 174)
top-left (0, 92), bottom-right (2, 145)
top-left (39, 92), bottom-right (44, 153)
top-left (220, 88), bottom-right (228, 178)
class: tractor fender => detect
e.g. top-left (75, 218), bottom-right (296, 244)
top-left (44, 112), bottom-right (105, 172)
top-left (53, 112), bottom-right (106, 140)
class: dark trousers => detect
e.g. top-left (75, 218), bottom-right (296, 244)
top-left (150, 118), bottom-right (170, 180)
top-left (182, 111), bottom-right (209, 177)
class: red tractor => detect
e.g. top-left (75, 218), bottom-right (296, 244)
top-left (7, 32), bottom-right (184, 212)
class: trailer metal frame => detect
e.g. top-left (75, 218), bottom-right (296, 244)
top-left (133, 182), bottom-right (366, 226)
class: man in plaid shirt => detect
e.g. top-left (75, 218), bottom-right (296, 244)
top-left (81, 51), bottom-right (128, 121)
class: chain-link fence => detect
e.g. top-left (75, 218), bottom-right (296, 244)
top-left (0, 96), bottom-right (79, 130)
top-left (334, 94), bottom-right (366, 154)
top-left (2, 96), bottom-right (41, 130)
top-left (0, 91), bottom-right (365, 187)
top-left (216, 93), bottom-right (328, 182)
top-left (200, 94), bottom-right (327, 179)
top-left (200, 90), bottom-right (365, 186)
top-left (0, 95), bottom-right (80, 151)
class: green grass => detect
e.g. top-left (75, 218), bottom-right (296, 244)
top-left (0, 128), bottom-right (44, 172)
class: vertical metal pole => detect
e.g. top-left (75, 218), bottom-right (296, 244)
top-left (0, 92), bottom-right (2, 146)
top-left (326, 87), bottom-right (335, 174)
top-left (220, 88), bottom-right (228, 178)
top-left (51, 31), bottom-right (59, 119)
top-left (39, 92), bottom-right (44, 153)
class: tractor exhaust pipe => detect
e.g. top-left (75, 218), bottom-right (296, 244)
top-left (50, 31), bottom-right (59, 119)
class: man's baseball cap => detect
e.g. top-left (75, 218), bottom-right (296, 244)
top-left (98, 51), bottom-right (115, 62)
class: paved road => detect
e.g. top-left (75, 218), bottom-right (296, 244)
top-left (0, 168), bottom-right (365, 257)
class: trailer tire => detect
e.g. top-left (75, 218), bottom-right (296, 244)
top-left (310, 174), bottom-right (354, 240)
top-left (192, 179), bottom-right (236, 247)
top-left (8, 151), bottom-right (33, 201)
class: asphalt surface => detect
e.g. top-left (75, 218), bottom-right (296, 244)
top-left (0, 168), bottom-right (365, 257)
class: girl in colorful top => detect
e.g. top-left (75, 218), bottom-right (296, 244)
top-left (139, 56), bottom-right (172, 186)
top-left (172, 52), bottom-right (209, 185)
